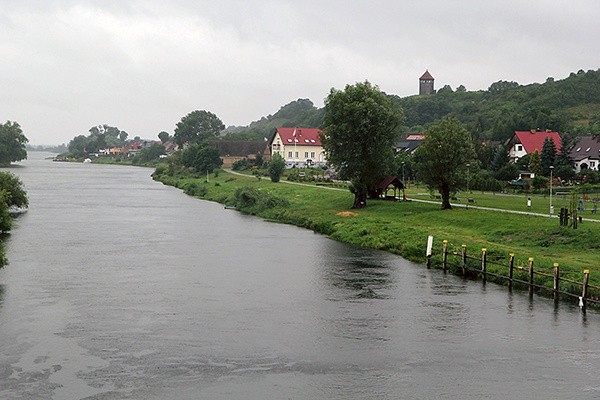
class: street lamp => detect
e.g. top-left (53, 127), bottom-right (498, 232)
top-left (401, 162), bottom-right (406, 200)
top-left (466, 163), bottom-right (470, 209)
top-left (549, 165), bottom-right (554, 215)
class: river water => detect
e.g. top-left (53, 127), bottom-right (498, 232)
top-left (0, 152), bottom-right (599, 399)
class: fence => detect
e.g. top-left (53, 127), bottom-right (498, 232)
top-left (425, 237), bottom-right (600, 312)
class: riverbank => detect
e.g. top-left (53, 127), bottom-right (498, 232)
top-left (152, 167), bottom-right (600, 293)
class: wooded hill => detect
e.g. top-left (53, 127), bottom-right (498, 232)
top-left (222, 68), bottom-right (600, 143)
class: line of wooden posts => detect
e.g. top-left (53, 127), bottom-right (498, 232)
top-left (425, 237), bottom-right (599, 312)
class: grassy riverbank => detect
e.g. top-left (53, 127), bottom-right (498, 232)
top-left (153, 168), bottom-right (600, 292)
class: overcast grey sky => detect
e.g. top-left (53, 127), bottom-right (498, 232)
top-left (2, 0), bottom-right (599, 145)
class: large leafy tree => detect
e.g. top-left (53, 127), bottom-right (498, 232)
top-left (321, 81), bottom-right (403, 208)
top-left (414, 115), bottom-right (476, 209)
top-left (174, 110), bottom-right (225, 147)
top-left (181, 143), bottom-right (222, 173)
top-left (0, 121), bottom-right (28, 166)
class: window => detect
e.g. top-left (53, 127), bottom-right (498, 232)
top-left (304, 152), bottom-right (309, 158)
top-left (295, 152), bottom-right (299, 158)
top-left (591, 161), bottom-right (596, 168)
top-left (516, 145), bottom-right (523, 151)
top-left (311, 151), bottom-right (315, 158)
top-left (288, 151), bottom-right (293, 158)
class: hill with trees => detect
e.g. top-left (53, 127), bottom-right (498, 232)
top-left (224, 69), bottom-right (600, 144)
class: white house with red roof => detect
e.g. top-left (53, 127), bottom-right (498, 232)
top-left (269, 127), bottom-right (326, 167)
top-left (507, 130), bottom-right (562, 162)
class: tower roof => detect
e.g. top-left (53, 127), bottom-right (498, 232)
top-left (420, 70), bottom-right (434, 80)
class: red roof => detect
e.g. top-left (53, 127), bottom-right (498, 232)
top-left (513, 130), bottom-right (562, 154)
top-left (276, 127), bottom-right (323, 146)
top-left (420, 70), bottom-right (434, 80)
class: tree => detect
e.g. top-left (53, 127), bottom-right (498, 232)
top-left (268, 153), bottom-right (286, 182)
top-left (528, 150), bottom-right (542, 175)
top-left (540, 137), bottom-right (557, 176)
top-left (490, 144), bottom-right (509, 172)
top-left (0, 121), bottom-right (28, 165)
top-left (180, 143), bottom-right (222, 173)
top-left (321, 81), bottom-right (403, 208)
top-left (133, 143), bottom-right (165, 164)
top-left (158, 131), bottom-right (170, 144)
top-left (414, 115), bottom-right (476, 209)
top-left (0, 172), bottom-right (28, 208)
top-left (68, 135), bottom-right (89, 158)
top-left (174, 110), bottom-right (224, 147)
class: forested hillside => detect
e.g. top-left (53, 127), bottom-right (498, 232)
top-left (223, 68), bottom-right (600, 142)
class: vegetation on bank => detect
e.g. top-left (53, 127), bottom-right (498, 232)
top-left (152, 166), bottom-right (600, 293)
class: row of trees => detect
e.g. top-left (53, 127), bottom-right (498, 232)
top-left (0, 121), bottom-right (29, 265)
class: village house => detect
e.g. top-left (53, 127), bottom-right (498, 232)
top-left (507, 129), bottom-right (562, 162)
top-left (209, 140), bottom-right (267, 168)
top-left (394, 134), bottom-right (425, 155)
top-left (570, 136), bottom-right (600, 173)
top-left (268, 127), bottom-right (327, 168)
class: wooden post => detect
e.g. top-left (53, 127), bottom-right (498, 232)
top-left (528, 257), bottom-right (534, 297)
top-left (442, 240), bottom-right (448, 272)
top-left (553, 263), bottom-right (560, 303)
top-left (481, 248), bottom-right (487, 283)
top-left (508, 254), bottom-right (514, 291)
top-left (426, 235), bottom-right (433, 269)
top-left (581, 269), bottom-right (590, 312)
top-left (461, 244), bottom-right (467, 275)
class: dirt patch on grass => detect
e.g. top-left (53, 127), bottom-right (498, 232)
top-left (337, 211), bottom-right (359, 217)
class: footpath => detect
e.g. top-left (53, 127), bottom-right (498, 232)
top-left (224, 169), bottom-right (600, 223)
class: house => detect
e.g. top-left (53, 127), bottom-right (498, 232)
top-left (269, 127), bottom-right (327, 168)
top-left (394, 134), bottom-right (425, 155)
top-left (209, 140), bottom-right (267, 168)
top-left (570, 136), bottom-right (600, 173)
top-left (507, 130), bottom-right (562, 162)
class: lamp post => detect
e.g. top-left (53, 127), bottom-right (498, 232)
top-left (466, 163), bottom-right (470, 209)
top-left (401, 161), bottom-right (406, 197)
top-left (549, 165), bottom-right (554, 215)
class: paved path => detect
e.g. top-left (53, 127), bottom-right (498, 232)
top-left (223, 169), bottom-right (600, 223)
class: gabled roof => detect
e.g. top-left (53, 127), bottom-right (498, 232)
top-left (275, 127), bottom-right (323, 146)
top-left (570, 136), bottom-right (600, 161)
top-left (420, 70), bottom-right (434, 80)
top-left (395, 139), bottom-right (422, 154)
top-left (376, 176), bottom-right (404, 190)
top-left (512, 130), bottom-right (562, 154)
top-left (406, 134), bottom-right (425, 140)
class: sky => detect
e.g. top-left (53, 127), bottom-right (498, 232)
top-left (2, 1), bottom-right (600, 145)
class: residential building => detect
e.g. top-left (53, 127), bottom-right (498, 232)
top-left (269, 127), bottom-right (326, 168)
top-left (507, 130), bottom-right (562, 162)
top-left (210, 140), bottom-right (267, 168)
top-left (570, 136), bottom-right (600, 173)
top-left (394, 134), bottom-right (425, 155)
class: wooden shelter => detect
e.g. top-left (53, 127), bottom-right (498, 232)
top-left (375, 176), bottom-right (405, 200)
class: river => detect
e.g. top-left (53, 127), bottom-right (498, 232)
top-left (0, 152), bottom-right (599, 399)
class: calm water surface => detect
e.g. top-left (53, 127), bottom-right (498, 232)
top-left (0, 152), bottom-right (599, 399)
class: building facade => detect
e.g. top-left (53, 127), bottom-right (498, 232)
top-left (269, 127), bottom-right (326, 168)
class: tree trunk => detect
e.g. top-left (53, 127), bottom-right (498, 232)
top-left (440, 183), bottom-right (452, 209)
top-left (352, 191), bottom-right (367, 209)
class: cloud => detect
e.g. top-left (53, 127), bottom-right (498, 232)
top-left (1, 0), bottom-right (599, 144)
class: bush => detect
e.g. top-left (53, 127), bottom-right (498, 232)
top-left (233, 186), bottom-right (289, 214)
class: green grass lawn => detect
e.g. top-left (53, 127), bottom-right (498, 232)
top-left (157, 170), bottom-right (600, 295)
